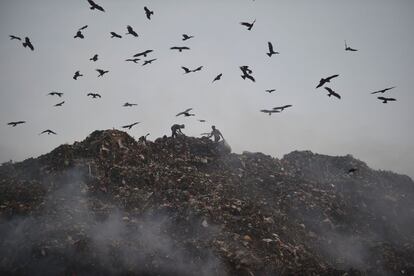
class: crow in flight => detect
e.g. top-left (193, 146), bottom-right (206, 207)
top-left (90, 54), bottom-right (98, 62)
top-left (123, 102), bottom-right (137, 107)
top-left (267, 42), bottom-right (279, 57)
top-left (265, 89), bottom-right (276, 93)
top-left (122, 122), bottom-right (140, 129)
top-left (96, 69), bottom-right (109, 77)
top-left (170, 46), bottom-right (190, 52)
top-left (144, 6), bottom-right (154, 20)
top-left (212, 73), bottom-right (222, 82)
top-left (240, 19), bottom-right (256, 31)
top-left (182, 34), bottom-right (194, 41)
top-left (133, 50), bottom-right (153, 57)
top-left (176, 108), bottom-right (195, 117)
top-left (54, 101), bottom-right (65, 107)
top-left (324, 87), bottom-right (341, 99)
top-left (9, 35), bottom-right (21, 40)
top-left (273, 105), bottom-right (292, 111)
top-left (40, 129), bottom-right (57, 135)
top-left (22, 37), bottom-right (34, 51)
top-left (371, 86), bottom-right (395, 94)
top-left (110, 32), bottom-right (122, 38)
top-left (142, 59), bottom-right (156, 66)
top-left (125, 58), bottom-right (140, 63)
top-left (87, 0), bottom-right (105, 12)
top-left (316, 74), bottom-right (339, 88)
top-left (260, 109), bottom-right (280, 116)
top-left (240, 65), bottom-right (253, 75)
top-left (345, 40), bottom-right (358, 52)
top-left (73, 71), bottom-right (83, 80)
top-left (377, 97), bottom-right (396, 103)
top-left (7, 121), bottom-right (25, 127)
top-left (74, 30), bottom-right (84, 39)
top-left (87, 93), bottom-right (101, 98)
top-left (126, 25), bottom-right (138, 37)
top-left (48, 91), bottom-right (63, 97)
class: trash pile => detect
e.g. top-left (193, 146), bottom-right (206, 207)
top-left (0, 129), bottom-right (413, 275)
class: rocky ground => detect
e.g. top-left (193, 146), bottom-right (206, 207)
top-left (0, 130), bottom-right (413, 275)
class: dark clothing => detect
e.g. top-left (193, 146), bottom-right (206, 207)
top-left (171, 124), bottom-right (184, 138)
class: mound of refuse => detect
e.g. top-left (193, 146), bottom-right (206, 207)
top-left (0, 130), bottom-right (413, 275)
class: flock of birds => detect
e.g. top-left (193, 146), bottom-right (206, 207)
top-left (6, 0), bottom-right (398, 136)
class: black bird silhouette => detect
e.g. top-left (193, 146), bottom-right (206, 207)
top-left (240, 65), bottom-right (253, 75)
top-left (176, 108), bottom-right (195, 117)
top-left (260, 109), bottom-right (280, 116)
top-left (73, 71), bottom-right (83, 80)
top-left (87, 0), bottom-right (105, 12)
top-left (79, 25), bottom-right (88, 31)
top-left (241, 73), bottom-right (255, 82)
top-left (273, 105), bottom-right (292, 111)
top-left (212, 73), bottom-right (223, 82)
top-left (345, 40), bottom-right (358, 52)
top-left (144, 6), bottom-right (154, 20)
top-left (54, 101), bottom-right (65, 107)
top-left (182, 34), bottom-right (194, 41)
top-left (110, 32), bottom-right (122, 38)
top-left (122, 122), bottom-right (140, 129)
top-left (181, 66), bottom-right (191, 74)
top-left (9, 35), bottom-right (21, 40)
top-left (348, 168), bottom-right (358, 174)
top-left (324, 87), bottom-right (341, 99)
top-left (125, 58), bottom-right (140, 63)
top-left (267, 42), bottom-right (279, 57)
top-left (192, 66), bottom-right (203, 72)
top-left (265, 89), bottom-right (276, 93)
top-left (170, 46), bottom-right (190, 52)
top-left (22, 37), bottom-right (34, 51)
top-left (40, 129), bottom-right (57, 135)
top-left (123, 102), bottom-right (137, 107)
top-left (74, 30), bottom-right (84, 39)
top-left (126, 25), bottom-right (138, 37)
top-left (87, 93), bottom-right (101, 98)
top-left (240, 19), bottom-right (256, 31)
top-left (7, 121), bottom-right (26, 127)
top-left (48, 91), bottom-right (63, 97)
top-left (96, 69), bottom-right (109, 77)
top-left (142, 59), bottom-right (156, 66)
top-left (90, 54), bottom-right (98, 62)
top-left (377, 97), bottom-right (396, 103)
top-left (371, 86), bottom-right (395, 94)
top-left (316, 74), bottom-right (339, 88)
top-left (133, 50), bottom-right (153, 57)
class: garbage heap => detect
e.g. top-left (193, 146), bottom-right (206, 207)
top-left (0, 130), bottom-right (413, 276)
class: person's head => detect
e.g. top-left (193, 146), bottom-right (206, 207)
top-left (212, 125), bottom-right (216, 130)
top-left (181, 124), bottom-right (185, 128)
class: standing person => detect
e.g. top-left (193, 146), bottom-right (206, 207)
top-left (171, 124), bottom-right (185, 138)
top-left (208, 125), bottom-right (224, 142)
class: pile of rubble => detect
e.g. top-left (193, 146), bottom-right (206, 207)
top-left (0, 130), bottom-right (413, 275)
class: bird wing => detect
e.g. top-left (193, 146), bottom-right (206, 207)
top-left (181, 66), bottom-right (190, 73)
top-left (193, 66), bottom-right (203, 71)
top-left (327, 74), bottom-right (339, 81)
top-left (240, 22), bottom-right (250, 27)
top-left (268, 42), bottom-right (273, 52)
top-left (79, 25), bottom-right (88, 30)
top-left (324, 87), bottom-right (334, 93)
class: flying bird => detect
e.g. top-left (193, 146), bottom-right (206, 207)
top-left (265, 89), bottom-right (276, 93)
top-left (324, 87), bottom-right (341, 99)
top-left (90, 54), bottom-right (98, 62)
top-left (267, 42), bottom-right (279, 57)
top-left (40, 129), bottom-right (57, 135)
top-left (273, 105), bottom-right (292, 111)
top-left (87, 93), bottom-right (101, 98)
top-left (240, 65), bottom-right (253, 75)
top-left (182, 34), bottom-right (194, 41)
top-left (73, 71), bottom-right (83, 80)
top-left (22, 37), bottom-right (34, 51)
top-left (316, 74), bottom-right (339, 88)
top-left (48, 91), bottom-right (63, 97)
top-left (370, 86), bottom-right (395, 94)
top-left (9, 35), bottom-right (21, 40)
top-left (7, 121), bottom-right (26, 127)
top-left (133, 49), bottom-right (153, 57)
top-left (377, 97), bottom-right (396, 103)
top-left (74, 30), bottom-right (84, 39)
top-left (345, 40), bottom-right (358, 52)
top-left (110, 32), bottom-right (122, 38)
top-left (122, 122), bottom-right (140, 129)
top-left (240, 19), bottom-right (256, 31)
top-left (123, 102), bottom-right (137, 107)
top-left (176, 108), bottom-right (195, 117)
top-left (241, 73), bottom-right (255, 82)
top-left (142, 59), bottom-right (156, 66)
top-left (144, 6), bottom-right (154, 20)
top-left (87, 0), bottom-right (105, 12)
top-left (260, 109), bottom-right (280, 116)
top-left (96, 69), bottom-right (109, 77)
top-left (126, 25), bottom-right (138, 37)
top-left (212, 73), bottom-right (223, 82)
top-left (54, 101), bottom-right (65, 107)
top-left (170, 46), bottom-right (190, 52)
top-left (125, 58), bottom-right (140, 63)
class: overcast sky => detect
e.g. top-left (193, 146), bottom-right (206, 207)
top-left (1, 0), bottom-right (413, 178)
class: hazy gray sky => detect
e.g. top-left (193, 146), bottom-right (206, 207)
top-left (1, 0), bottom-right (413, 178)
